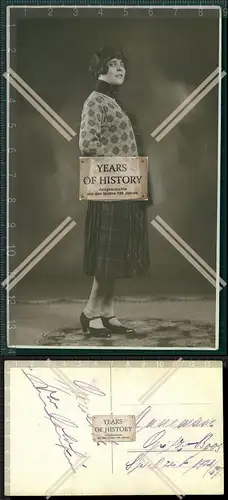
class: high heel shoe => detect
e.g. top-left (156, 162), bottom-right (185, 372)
top-left (80, 312), bottom-right (111, 338)
top-left (101, 316), bottom-right (136, 335)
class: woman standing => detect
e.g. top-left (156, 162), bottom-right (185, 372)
top-left (79, 47), bottom-right (151, 337)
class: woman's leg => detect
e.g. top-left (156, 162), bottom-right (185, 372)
top-left (101, 279), bottom-right (123, 327)
top-left (84, 277), bottom-right (123, 328)
top-left (84, 277), bottom-right (108, 328)
top-left (101, 280), bottom-right (115, 317)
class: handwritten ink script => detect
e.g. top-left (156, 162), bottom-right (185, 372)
top-left (135, 405), bottom-right (217, 432)
top-left (5, 360), bottom-right (224, 496)
top-left (21, 369), bottom-right (106, 471)
top-left (125, 405), bottom-right (223, 480)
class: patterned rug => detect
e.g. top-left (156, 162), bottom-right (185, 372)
top-left (36, 318), bottom-right (215, 348)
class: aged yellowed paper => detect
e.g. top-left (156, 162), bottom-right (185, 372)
top-left (5, 360), bottom-right (223, 496)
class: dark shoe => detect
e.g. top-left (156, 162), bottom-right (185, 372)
top-left (101, 316), bottom-right (136, 334)
top-left (80, 312), bottom-right (111, 338)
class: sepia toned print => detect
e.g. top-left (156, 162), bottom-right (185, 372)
top-left (4, 5), bottom-right (225, 350)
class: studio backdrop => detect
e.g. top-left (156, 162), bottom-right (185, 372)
top-left (12, 14), bottom-right (219, 299)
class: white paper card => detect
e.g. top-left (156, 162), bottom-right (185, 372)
top-left (4, 360), bottom-right (223, 496)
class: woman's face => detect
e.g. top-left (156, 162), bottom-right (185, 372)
top-left (102, 58), bottom-right (126, 85)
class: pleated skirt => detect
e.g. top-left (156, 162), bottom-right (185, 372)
top-left (83, 200), bottom-right (150, 279)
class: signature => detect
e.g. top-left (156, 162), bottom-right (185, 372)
top-left (125, 430), bottom-right (223, 479)
top-left (53, 376), bottom-right (119, 448)
top-left (22, 369), bottom-right (106, 471)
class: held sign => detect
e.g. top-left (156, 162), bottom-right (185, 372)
top-left (79, 156), bottom-right (148, 201)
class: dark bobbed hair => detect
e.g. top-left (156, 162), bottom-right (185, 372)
top-left (89, 47), bottom-right (128, 79)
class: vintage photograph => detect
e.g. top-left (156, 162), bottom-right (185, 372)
top-left (6, 6), bottom-right (223, 349)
